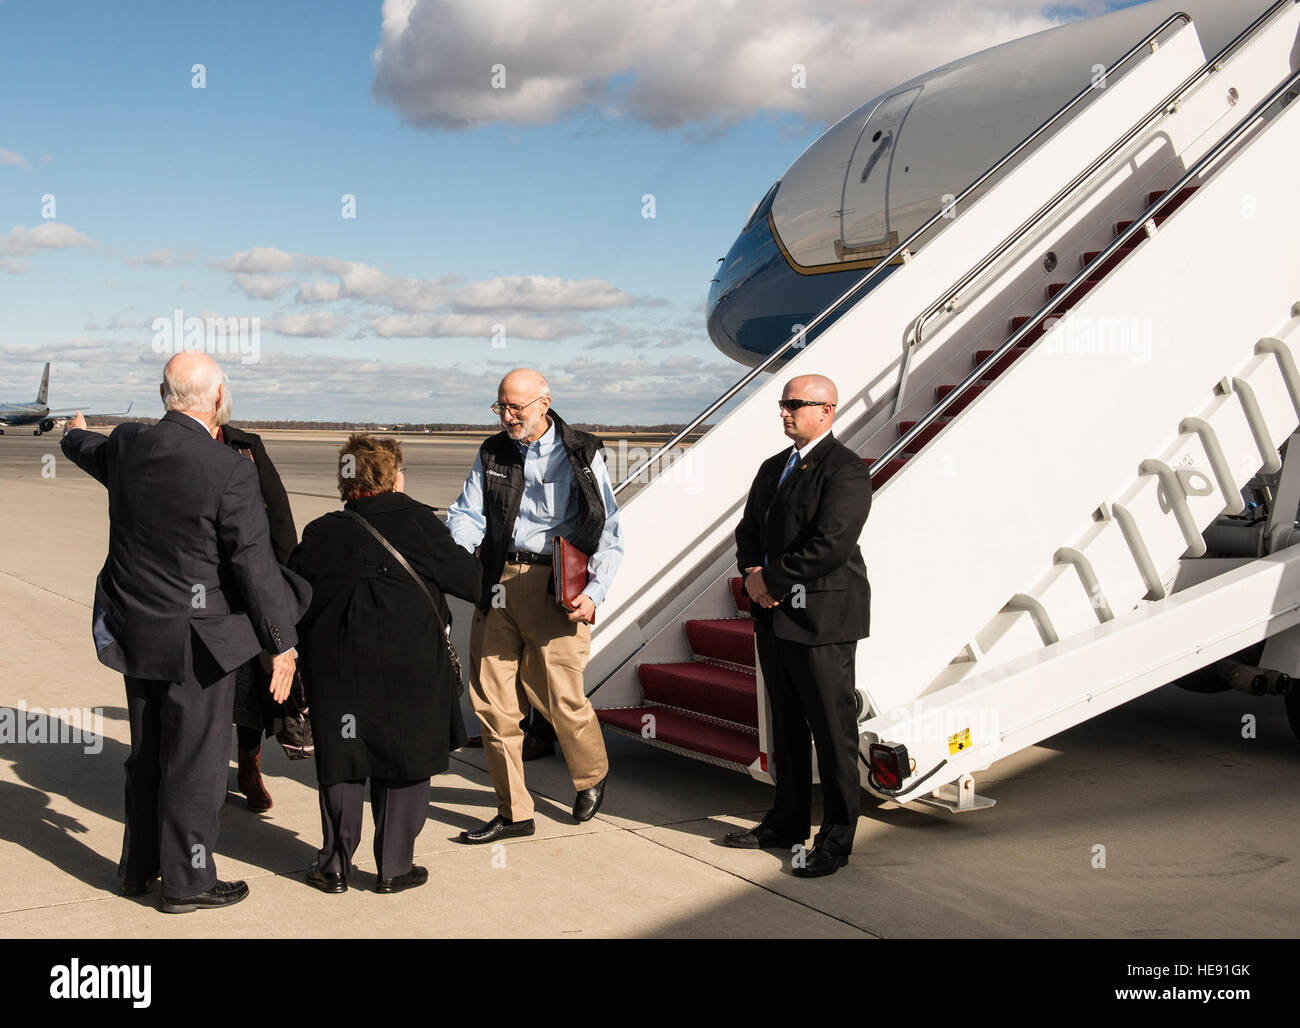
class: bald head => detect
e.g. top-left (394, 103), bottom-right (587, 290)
top-left (161, 352), bottom-right (227, 435)
top-left (496, 367), bottom-right (553, 444)
top-left (784, 374), bottom-right (838, 405)
top-left (499, 367), bottom-right (549, 398)
top-left (780, 373), bottom-right (838, 448)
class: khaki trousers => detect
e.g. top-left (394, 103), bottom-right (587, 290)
top-left (469, 561), bottom-right (608, 820)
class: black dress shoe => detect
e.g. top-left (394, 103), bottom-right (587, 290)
top-left (792, 848), bottom-right (849, 878)
top-left (724, 825), bottom-right (805, 850)
top-left (464, 735), bottom-right (484, 748)
top-left (458, 815), bottom-right (537, 844)
top-left (305, 863), bottom-right (348, 894)
top-left (521, 733), bottom-right (556, 762)
top-left (572, 775), bottom-right (607, 823)
top-left (120, 870), bottom-right (160, 896)
top-left (160, 879), bottom-right (249, 913)
top-left (375, 865), bottom-right (428, 894)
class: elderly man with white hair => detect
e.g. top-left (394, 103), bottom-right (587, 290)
top-left (61, 352), bottom-right (310, 912)
top-left (448, 367), bottom-right (624, 843)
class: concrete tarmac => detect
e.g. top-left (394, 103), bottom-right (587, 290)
top-left (1, 430), bottom-right (1297, 938)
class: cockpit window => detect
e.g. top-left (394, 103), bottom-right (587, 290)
top-left (859, 132), bottom-right (893, 183)
top-left (744, 181), bottom-right (781, 232)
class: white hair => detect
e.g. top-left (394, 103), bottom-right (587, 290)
top-left (213, 376), bottom-right (233, 426)
top-left (162, 355), bottom-right (226, 415)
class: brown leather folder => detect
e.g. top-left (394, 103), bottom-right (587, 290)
top-left (553, 536), bottom-right (590, 617)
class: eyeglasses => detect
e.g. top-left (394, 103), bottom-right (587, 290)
top-left (778, 398), bottom-right (835, 412)
top-left (491, 396), bottom-right (548, 418)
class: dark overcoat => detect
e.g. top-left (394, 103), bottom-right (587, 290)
top-left (220, 425), bottom-right (298, 563)
top-left (220, 424), bottom-right (298, 738)
top-left (288, 491), bottom-right (482, 786)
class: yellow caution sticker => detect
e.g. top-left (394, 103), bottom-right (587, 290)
top-left (948, 728), bottom-right (972, 754)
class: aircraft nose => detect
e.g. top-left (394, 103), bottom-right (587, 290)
top-left (705, 215), bottom-right (786, 366)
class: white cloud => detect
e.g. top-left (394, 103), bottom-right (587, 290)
top-left (300, 257), bottom-right (450, 312)
top-left (233, 272), bottom-right (295, 301)
top-left (368, 310), bottom-right (580, 340)
top-left (0, 340), bottom-right (729, 423)
top-left (218, 246), bottom-right (297, 274)
top-left (295, 279), bottom-right (342, 304)
top-left (372, 0), bottom-right (1058, 131)
top-left (126, 247), bottom-right (192, 268)
top-left (0, 257), bottom-right (29, 275)
top-left (0, 222), bottom-right (95, 255)
top-left (267, 311), bottom-right (352, 337)
top-left (0, 148), bottom-right (28, 168)
top-left (450, 274), bottom-right (636, 312)
top-left (212, 244), bottom-right (651, 341)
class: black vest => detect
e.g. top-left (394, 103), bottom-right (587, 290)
top-left (476, 409), bottom-right (606, 611)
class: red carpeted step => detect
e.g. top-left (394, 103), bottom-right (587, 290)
top-left (1146, 185), bottom-right (1198, 210)
top-left (1080, 244), bottom-right (1139, 278)
top-left (729, 576), bottom-right (751, 613)
top-left (1009, 314), bottom-right (1061, 345)
top-left (870, 456), bottom-right (908, 489)
top-left (1115, 212), bottom-right (1169, 236)
top-left (973, 344), bottom-right (1031, 378)
top-left (684, 617), bottom-right (755, 666)
top-left (897, 417), bottom-right (951, 454)
top-left (597, 706), bottom-right (759, 766)
top-left (1045, 277), bottom-right (1102, 302)
top-left (935, 381), bottom-right (987, 415)
top-left (638, 661), bottom-right (758, 727)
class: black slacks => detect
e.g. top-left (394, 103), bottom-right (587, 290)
top-left (317, 778), bottom-right (428, 878)
top-left (755, 631), bottom-right (862, 855)
top-left (121, 670), bottom-right (236, 894)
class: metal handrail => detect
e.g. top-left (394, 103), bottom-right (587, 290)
top-left (870, 63), bottom-right (1300, 478)
top-left (910, 0), bottom-right (1299, 352)
top-left (611, 10), bottom-right (1192, 495)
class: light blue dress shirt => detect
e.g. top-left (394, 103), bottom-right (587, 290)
top-left (446, 419), bottom-right (624, 606)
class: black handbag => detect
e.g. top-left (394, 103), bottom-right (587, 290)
top-left (343, 508), bottom-right (465, 696)
top-left (275, 669), bottom-right (314, 760)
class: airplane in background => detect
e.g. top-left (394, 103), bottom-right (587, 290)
top-left (706, 0), bottom-right (1255, 366)
top-left (0, 363), bottom-right (132, 436)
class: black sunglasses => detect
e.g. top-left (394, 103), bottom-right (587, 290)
top-left (778, 398), bottom-right (835, 412)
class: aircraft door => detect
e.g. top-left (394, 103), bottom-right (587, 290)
top-left (837, 86), bottom-right (922, 261)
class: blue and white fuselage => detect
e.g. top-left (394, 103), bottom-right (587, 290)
top-left (706, 0), bottom-right (1254, 367)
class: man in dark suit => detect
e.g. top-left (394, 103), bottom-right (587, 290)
top-left (726, 374), bottom-right (871, 878)
top-left (61, 352), bottom-right (309, 912)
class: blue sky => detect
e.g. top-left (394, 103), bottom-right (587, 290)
top-left (0, 0), bottom-right (1148, 424)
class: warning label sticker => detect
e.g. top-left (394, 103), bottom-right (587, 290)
top-left (948, 728), bottom-right (972, 754)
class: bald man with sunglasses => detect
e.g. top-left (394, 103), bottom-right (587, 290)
top-left (727, 374), bottom-right (872, 878)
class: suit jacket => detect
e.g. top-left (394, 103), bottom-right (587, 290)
top-left (288, 492), bottom-right (483, 784)
top-left (61, 411), bottom-right (311, 684)
top-left (735, 432), bottom-right (872, 645)
top-left (219, 425), bottom-right (297, 564)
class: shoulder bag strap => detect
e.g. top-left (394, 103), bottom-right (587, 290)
top-left (342, 508), bottom-right (448, 635)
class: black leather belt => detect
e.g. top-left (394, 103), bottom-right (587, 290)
top-left (506, 549), bottom-right (552, 566)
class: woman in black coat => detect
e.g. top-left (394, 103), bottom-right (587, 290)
top-left (218, 421), bottom-right (298, 812)
top-left (288, 434), bottom-right (481, 894)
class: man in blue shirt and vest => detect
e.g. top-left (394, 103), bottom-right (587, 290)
top-left (448, 368), bottom-right (624, 843)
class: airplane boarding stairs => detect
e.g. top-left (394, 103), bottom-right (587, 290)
top-left (584, 3), bottom-right (1300, 807)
